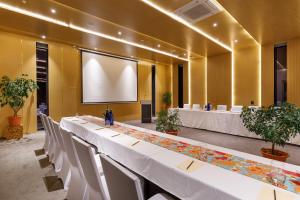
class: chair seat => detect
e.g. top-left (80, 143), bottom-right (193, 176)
top-left (148, 193), bottom-right (175, 200)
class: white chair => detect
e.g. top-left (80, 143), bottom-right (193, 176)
top-left (52, 121), bottom-right (71, 189)
top-left (217, 105), bottom-right (227, 112)
top-left (100, 154), bottom-right (174, 200)
top-left (39, 113), bottom-right (49, 154)
top-left (49, 120), bottom-right (64, 172)
top-left (183, 104), bottom-right (190, 109)
top-left (72, 136), bottom-right (109, 200)
top-left (230, 105), bottom-right (243, 113)
top-left (60, 128), bottom-right (87, 200)
top-left (44, 116), bottom-right (56, 163)
top-left (192, 104), bottom-right (201, 110)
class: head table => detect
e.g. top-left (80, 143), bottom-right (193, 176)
top-left (175, 108), bottom-right (300, 145)
top-left (60, 115), bottom-right (300, 200)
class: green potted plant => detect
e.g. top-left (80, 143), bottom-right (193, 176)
top-left (0, 74), bottom-right (38, 126)
top-left (156, 109), bottom-right (182, 135)
top-left (162, 92), bottom-right (172, 110)
top-left (240, 103), bottom-right (300, 162)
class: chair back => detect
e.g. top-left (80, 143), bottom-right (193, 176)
top-left (72, 136), bottom-right (108, 200)
top-left (52, 121), bottom-right (65, 151)
top-left (60, 128), bottom-right (79, 168)
top-left (183, 104), bottom-right (190, 109)
top-left (100, 154), bottom-right (144, 200)
top-left (192, 104), bottom-right (200, 110)
top-left (217, 105), bottom-right (227, 111)
top-left (231, 105), bottom-right (243, 113)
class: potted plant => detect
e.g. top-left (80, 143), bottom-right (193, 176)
top-left (156, 109), bottom-right (182, 135)
top-left (240, 103), bottom-right (300, 162)
top-left (162, 92), bottom-right (172, 110)
top-left (0, 74), bottom-right (38, 126)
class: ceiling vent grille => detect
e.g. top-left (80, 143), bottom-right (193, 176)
top-left (174, 0), bottom-right (222, 24)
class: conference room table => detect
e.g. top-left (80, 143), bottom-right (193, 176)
top-left (61, 115), bottom-right (300, 200)
top-left (175, 108), bottom-right (300, 145)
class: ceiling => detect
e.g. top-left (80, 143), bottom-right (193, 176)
top-left (0, 0), bottom-right (297, 63)
top-left (217, 0), bottom-right (300, 45)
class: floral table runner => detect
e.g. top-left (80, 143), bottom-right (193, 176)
top-left (79, 116), bottom-right (300, 195)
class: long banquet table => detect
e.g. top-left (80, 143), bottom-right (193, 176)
top-left (176, 108), bottom-right (300, 145)
top-left (61, 115), bottom-right (300, 200)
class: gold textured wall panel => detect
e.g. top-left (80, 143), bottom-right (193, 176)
top-left (261, 44), bottom-right (274, 106)
top-left (0, 30), bottom-right (172, 135)
top-left (287, 38), bottom-right (300, 106)
top-left (207, 53), bottom-right (231, 108)
top-left (233, 45), bottom-right (260, 106)
top-left (190, 58), bottom-right (206, 105)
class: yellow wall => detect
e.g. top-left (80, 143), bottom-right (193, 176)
top-left (190, 57), bottom-right (206, 105)
top-left (0, 30), bottom-right (172, 136)
top-left (287, 38), bottom-right (300, 106)
top-left (207, 53), bottom-right (232, 108)
top-left (233, 45), bottom-right (260, 106)
top-left (0, 32), bottom-right (37, 136)
top-left (261, 44), bottom-right (274, 106)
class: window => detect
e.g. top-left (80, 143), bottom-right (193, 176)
top-left (274, 44), bottom-right (287, 105)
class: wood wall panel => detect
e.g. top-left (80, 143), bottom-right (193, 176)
top-left (207, 53), bottom-right (231, 108)
top-left (287, 38), bottom-right (300, 106)
top-left (190, 58), bottom-right (206, 105)
top-left (234, 45), bottom-right (260, 106)
top-left (261, 44), bottom-right (274, 106)
top-left (0, 30), bottom-right (172, 136)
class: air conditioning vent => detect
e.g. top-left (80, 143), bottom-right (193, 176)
top-left (175, 0), bottom-right (222, 24)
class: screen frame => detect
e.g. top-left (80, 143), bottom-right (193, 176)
top-left (80, 50), bottom-right (139, 104)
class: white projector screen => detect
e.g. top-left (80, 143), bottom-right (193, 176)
top-left (81, 51), bottom-right (138, 103)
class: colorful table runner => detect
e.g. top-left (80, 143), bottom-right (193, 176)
top-left (79, 116), bottom-right (300, 195)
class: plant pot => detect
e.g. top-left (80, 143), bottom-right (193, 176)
top-left (260, 148), bottom-right (289, 162)
top-left (8, 116), bottom-right (22, 127)
top-left (165, 130), bottom-right (178, 136)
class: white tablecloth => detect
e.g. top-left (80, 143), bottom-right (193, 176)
top-left (176, 109), bottom-right (300, 145)
top-left (61, 116), bottom-right (300, 200)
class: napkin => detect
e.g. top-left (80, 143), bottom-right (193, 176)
top-left (257, 187), bottom-right (295, 200)
top-left (177, 159), bottom-right (202, 173)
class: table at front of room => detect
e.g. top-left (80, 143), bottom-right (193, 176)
top-left (61, 115), bottom-right (300, 200)
top-left (175, 108), bottom-right (300, 145)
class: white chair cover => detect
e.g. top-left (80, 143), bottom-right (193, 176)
top-left (217, 105), bottom-right (227, 112)
top-left (52, 121), bottom-right (71, 189)
top-left (39, 114), bottom-right (49, 154)
top-left (60, 128), bottom-right (87, 200)
top-left (192, 104), bottom-right (201, 110)
top-left (45, 117), bottom-right (55, 162)
top-left (248, 106), bottom-right (260, 110)
top-left (100, 154), bottom-right (144, 200)
top-left (183, 104), bottom-right (190, 109)
top-left (230, 105), bottom-right (243, 113)
top-left (148, 194), bottom-right (175, 200)
top-left (72, 136), bottom-right (109, 200)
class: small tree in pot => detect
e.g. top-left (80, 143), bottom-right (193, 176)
top-left (0, 74), bottom-right (38, 126)
top-left (162, 92), bottom-right (172, 110)
top-left (240, 103), bottom-right (300, 162)
top-left (156, 109), bottom-right (182, 136)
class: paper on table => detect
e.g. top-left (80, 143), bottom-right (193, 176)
top-left (177, 159), bottom-right (202, 173)
top-left (257, 187), bottom-right (295, 200)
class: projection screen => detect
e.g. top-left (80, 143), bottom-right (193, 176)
top-left (81, 51), bottom-right (138, 103)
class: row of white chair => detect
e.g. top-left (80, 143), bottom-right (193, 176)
top-left (183, 104), bottom-right (245, 113)
top-left (39, 113), bottom-right (174, 200)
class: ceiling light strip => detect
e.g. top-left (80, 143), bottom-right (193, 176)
top-left (141, 0), bottom-right (232, 52)
top-left (0, 2), bottom-right (68, 27)
top-left (69, 24), bottom-right (188, 61)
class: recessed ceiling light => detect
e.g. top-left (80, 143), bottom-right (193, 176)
top-left (21, 0), bottom-right (27, 4)
top-left (118, 31), bottom-right (122, 36)
top-left (157, 44), bottom-right (161, 48)
top-left (41, 35), bottom-right (46, 39)
top-left (130, 56), bottom-right (134, 58)
top-left (50, 8), bottom-right (56, 14)
top-left (213, 22), bottom-right (218, 27)
top-left (234, 39), bottom-right (238, 43)
top-left (94, 47), bottom-right (98, 50)
top-left (184, 53), bottom-right (186, 56)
